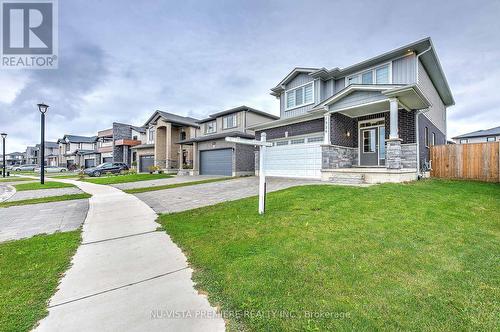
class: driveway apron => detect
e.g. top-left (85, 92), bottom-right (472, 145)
top-left (35, 179), bottom-right (225, 332)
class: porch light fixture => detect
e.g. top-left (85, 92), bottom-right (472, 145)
top-left (346, 130), bottom-right (351, 138)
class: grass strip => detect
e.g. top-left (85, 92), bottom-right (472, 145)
top-left (13, 181), bottom-right (75, 191)
top-left (0, 193), bottom-right (91, 208)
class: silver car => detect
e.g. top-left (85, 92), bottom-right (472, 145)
top-left (34, 166), bottom-right (68, 173)
top-left (13, 164), bottom-right (38, 171)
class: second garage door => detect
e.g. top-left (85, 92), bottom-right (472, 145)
top-left (139, 155), bottom-right (154, 173)
top-left (200, 149), bottom-right (232, 176)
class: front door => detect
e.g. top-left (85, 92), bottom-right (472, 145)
top-left (360, 128), bottom-right (379, 166)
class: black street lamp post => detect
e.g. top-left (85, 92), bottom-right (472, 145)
top-left (38, 103), bottom-right (49, 184)
top-left (1, 133), bottom-right (6, 178)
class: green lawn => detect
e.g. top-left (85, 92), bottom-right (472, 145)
top-left (158, 180), bottom-right (500, 331)
top-left (0, 193), bottom-right (91, 208)
top-left (13, 181), bottom-right (75, 191)
top-left (123, 177), bottom-right (232, 193)
top-left (0, 231), bottom-right (81, 332)
top-left (0, 177), bottom-right (32, 183)
top-left (81, 173), bottom-right (172, 185)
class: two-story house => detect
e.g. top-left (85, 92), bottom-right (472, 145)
top-left (97, 123), bottom-right (146, 166)
top-left (35, 141), bottom-right (59, 166)
top-left (132, 111), bottom-right (199, 173)
top-left (452, 126), bottom-right (500, 144)
top-left (250, 37), bottom-right (454, 183)
top-left (178, 106), bottom-right (278, 176)
top-left (57, 135), bottom-right (98, 169)
top-left (25, 146), bottom-right (38, 164)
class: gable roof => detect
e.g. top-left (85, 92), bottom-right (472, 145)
top-left (271, 37), bottom-right (455, 106)
top-left (59, 134), bottom-right (97, 143)
top-left (452, 126), bottom-right (500, 139)
top-left (143, 110), bottom-right (200, 127)
top-left (270, 68), bottom-right (320, 96)
top-left (197, 105), bottom-right (279, 123)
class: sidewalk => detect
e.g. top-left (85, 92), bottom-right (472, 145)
top-left (35, 178), bottom-right (225, 331)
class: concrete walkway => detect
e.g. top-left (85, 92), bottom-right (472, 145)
top-left (35, 179), bottom-right (225, 331)
top-left (0, 184), bottom-right (16, 202)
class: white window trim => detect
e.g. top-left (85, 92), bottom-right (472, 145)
top-left (486, 136), bottom-right (495, 142)
top-left (222, 114), bottom-right (237, 130)
top-left (459, 138), bottom-right (468, 144)
top-left (345, 62), bottom-right (393, 87)
top-left (205, 120), bottom-right (217, 134)
top-left (284, 81), bottom-right (315, 111)
top-left (431, 132), bottom-right (436, 146)
top-left (424, 127), bottom-right (429, 148)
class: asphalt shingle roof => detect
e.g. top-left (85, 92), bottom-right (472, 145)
top-left (452, 126), bottom-right (500, 139)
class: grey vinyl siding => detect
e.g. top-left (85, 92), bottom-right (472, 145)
top-left (323, 79), bottom-right (334, 100)
top-left (281, 73), bottom-right (318, 118)
top-left (329, 91), bottom-right (386, 112)
top-left (286, 73), bottom-right (313, 89)
top-left (334, 79), bottom-right (345, 93)
top-left (392, 54), bottom-right (416, 84)
top-left (417, 59), bottom-right (447, 134)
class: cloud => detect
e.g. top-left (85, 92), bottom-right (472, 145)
top-left (1, 0), bottom-right (499, 152)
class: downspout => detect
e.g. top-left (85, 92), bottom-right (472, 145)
top-left (415, 46), bottom-right (432, 179)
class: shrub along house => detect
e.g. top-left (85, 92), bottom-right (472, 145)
top-left (178, 106), bottom-right (278, 176)
top-left (251, 37), bottom-right (454, 184)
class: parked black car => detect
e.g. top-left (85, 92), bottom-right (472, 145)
top-left (84, 162), bottom-right (129, 177)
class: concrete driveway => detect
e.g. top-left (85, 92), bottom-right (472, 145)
top-left (0, 199), bottom-right (89, 242)
top-left (134, 176), bottom-right (321, 213)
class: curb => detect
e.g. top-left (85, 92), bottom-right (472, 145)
top-left (0, 184), bottom-right (16, 203)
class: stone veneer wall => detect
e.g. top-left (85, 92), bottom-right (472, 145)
top-left (321, 145), bottom-right (358, 169)
top-left (400, 143), bottom-right (417, 169)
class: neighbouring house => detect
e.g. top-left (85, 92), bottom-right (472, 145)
top-left (57, 134), bottom-right (99, 169)
top-left (250, 37), bottom-right (454, 184)
top-left (4, 152), bottom-right (25, 166)
top-left (178, 106), bottom-right (279, 176)
top-left (97, 123), bottom-right (146, 166)
top-left (25, 146), bottom-right (38, 164)
top-left (132, 111), bottom-right (199, 173)
top-left (35, 141), bottom-right (59, 166)
top-left (452, 126), bottom-right (500, 144)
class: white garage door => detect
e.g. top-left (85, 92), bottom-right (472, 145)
top-left (264, 135), bottom-right (323, 179)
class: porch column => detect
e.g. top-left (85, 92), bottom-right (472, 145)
top-left (324, 113), bottom-right (331, 145)
top-left (178, 144), bottom-right (183, 170)
top-left (165, 123), bottom-right (172, 169)
top-left (389, 98), bottom-right (399, 139)
top-left (192, 142), bottom-right (199, 175)
top-left (386, 98), bottom-right (402, 169)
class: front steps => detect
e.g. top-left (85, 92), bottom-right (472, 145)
top-left (328, 172), bottom-right (365, 185)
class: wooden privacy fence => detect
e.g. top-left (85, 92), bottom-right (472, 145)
top-left (430, 142), bottom-right (499, 182)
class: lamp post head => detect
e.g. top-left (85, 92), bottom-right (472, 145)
top-left (0, 133), bottom-right (6, 139)
top-left (37, 103), bottom-right (49, 114)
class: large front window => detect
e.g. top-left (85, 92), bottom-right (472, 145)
top-left (285, 82), bottom-right (314, 110)
top-left (206, 121), bottom-right (216, 134)
top-left (222, 115), bottom-right (237, 129)
top-left (346, 64), bottom-right (391, 86)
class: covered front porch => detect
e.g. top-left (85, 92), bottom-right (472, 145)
top-left (317, 84), bottom-right (429, 183)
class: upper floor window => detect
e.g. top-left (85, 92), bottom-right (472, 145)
top-left (346, 64), bottom-right (391, 86)
top-left (222, 114), bottom-right (237, 129)
top-left (431, 132), bottom-right (436, 146)
top-left (180, 131), bottom-right (186, 141)
top-left (148, 128), bottom-right (155, 142)
top-left (424, 127), bottom-right (429, 147)
top-left (486, 136), bottom-right (495, 142)
top-left (285, 82), bottom-right (314, 110)
top-left (206, 121), bottom-right (216, 134)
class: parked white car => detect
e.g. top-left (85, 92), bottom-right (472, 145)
top-left (34, 166), bottom-right (68, 173)
top-left (13, 164), bottom-right (38, 171)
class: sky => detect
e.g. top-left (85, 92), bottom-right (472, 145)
top-left (1, 0), bottom-right (499, 153)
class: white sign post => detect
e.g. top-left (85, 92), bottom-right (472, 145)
top-left (226, 133), bottom-right (272, 214)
